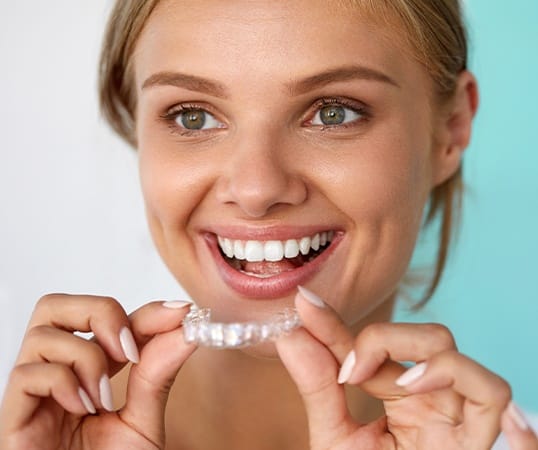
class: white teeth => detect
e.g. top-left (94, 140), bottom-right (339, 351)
top-left (223, 238), bottom-right (234, 258)
top-left (284, 239), bottom-right (300, 258)
top-left (245, 240), bottom-right (264, 262)
top-left (299, 237), bottom-right (311, 255)
top-left (264, 240), bottom-right (284, 262)
top-left (218, 231), bottom-right (335, 262)
top-left (233, 240), bottom-right (246, 260)
top-left (311, 233), bottom-right (320, 251)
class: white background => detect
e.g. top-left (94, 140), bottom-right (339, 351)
top-left (0, 1), bottom-right (188, 392)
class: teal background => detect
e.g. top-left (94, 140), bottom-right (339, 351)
top-left (394, 1), bottom-right (538, 411)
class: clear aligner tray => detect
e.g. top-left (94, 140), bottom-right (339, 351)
top-left (183, 307), bottom-right (301, 349)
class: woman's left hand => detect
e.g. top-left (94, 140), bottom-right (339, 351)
top-left (277, 289), bottom-right (538, 450)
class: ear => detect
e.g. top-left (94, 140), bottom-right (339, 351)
top-left (431, 70), bottom-right (479, 187)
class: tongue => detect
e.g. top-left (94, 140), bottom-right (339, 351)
top-left (242, 258), bottom-right (302, 275)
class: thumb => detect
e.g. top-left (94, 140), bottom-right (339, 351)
top-left (276, 327), bottom-right (356, 449)
top-left (119, 301), bottom-right (197, 446)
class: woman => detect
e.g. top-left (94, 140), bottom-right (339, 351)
top-left (1, 0), bottom-right (536, 448)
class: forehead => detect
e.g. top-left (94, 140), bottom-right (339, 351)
top-left (134, 0), bottom-right (424, 94)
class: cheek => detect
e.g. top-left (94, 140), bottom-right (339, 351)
top-left (137, 132), bottom-right (218, 288)
top-left (327, 137), bottom-right (431, 228)
top-left (138, 131), bottom-right (212, 230)
top-left (320, 131), bottom-right (433, 320)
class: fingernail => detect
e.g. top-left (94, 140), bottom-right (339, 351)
top-left (395, 362), bottom-right (427, 386)
top-left (119, 326), bottom-right (140, 364)
top-left (297, 286), bottom-right (325, 308)
top-left (99, 374), bottom-right (114, 412)
top-left (162, 300), bottom-right (193, 309)
top-left (507, 401), bottom-right (529, 431)
top-left (338, 350), bottom-right (356, 384)
top-left (78, 386), bottom-right (96, 414)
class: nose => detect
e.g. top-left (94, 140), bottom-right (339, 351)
top-left (215, 130), bottom-right (307, 218)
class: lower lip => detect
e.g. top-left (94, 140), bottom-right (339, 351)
top-left (204, 233), bottom-right (343, 299)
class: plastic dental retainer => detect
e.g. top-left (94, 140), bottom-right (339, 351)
top-left (183, 307), bottom-right (301, 349)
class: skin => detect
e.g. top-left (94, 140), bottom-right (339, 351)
top-left (135, 0), bottom-right (435, 328)
top-left (0, 1), bottom-right (537, 449)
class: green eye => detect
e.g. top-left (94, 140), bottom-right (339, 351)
top-left (319, 105), bottom-right (346, 125)
top-left (180, 110), bottom-right (206, 129)
top-left (174, 108), bottom-right (222, 131)
top-left (312, 104), bottom-right (361, 126)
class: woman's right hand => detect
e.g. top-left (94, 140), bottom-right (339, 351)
top-left (0, 294), bottom-right (196, 450)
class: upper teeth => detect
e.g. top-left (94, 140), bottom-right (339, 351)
top-left (217, 231), bottom-right (334, 262)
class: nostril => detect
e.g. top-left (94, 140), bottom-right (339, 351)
top-left (214, 150), bottom-right (308, 217)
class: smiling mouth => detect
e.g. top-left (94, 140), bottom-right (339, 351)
top-left (216, 231), bottom-right (335, 278)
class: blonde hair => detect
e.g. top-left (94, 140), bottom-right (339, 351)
top-left (99, 0), bottom-right (469, 307)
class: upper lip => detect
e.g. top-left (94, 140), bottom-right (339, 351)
top-left (202, 225), bottom-right (342, 241)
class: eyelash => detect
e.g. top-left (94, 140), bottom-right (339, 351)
top-left (160, 103), bottom-right (223, 137)
top-left (306, 97), bottom-right (370, 130)
top-left (159, 97), bottom-right (370, 136)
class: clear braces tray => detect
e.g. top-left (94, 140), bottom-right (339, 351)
top-left (183, 307), bottom-right (301, 348)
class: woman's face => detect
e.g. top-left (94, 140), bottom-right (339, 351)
top-left (134, 0), bottom-right (441, 325)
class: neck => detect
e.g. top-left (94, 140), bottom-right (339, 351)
top-left (165, 294), bottom-right (395, 450)
top-left (169, 347), bottom-right (308, 450)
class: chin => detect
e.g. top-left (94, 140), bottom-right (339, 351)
top-left (238, 341), bottom-right (281, 360)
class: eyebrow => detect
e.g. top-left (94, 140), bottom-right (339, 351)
top-left (286, 65), bottom-right (400, 95)
top-left (141, 72), bottom-right (229, 98)
top-left (141, 64), bottom-right (399, 98)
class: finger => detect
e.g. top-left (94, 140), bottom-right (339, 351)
top-left (295, 288), bottom-right (421, 400)
top-left (346, 322), bottom-right (457, 385)
top-left (344, 321), bottom-right (458, 401)
top-left (276, 327), bottom-right (356, 449)
top-left (396, 350), bottom-right (511, 449)
top-left (25, 294), bottom-right (137, 364)
top-left (16, 325), bottom-right (110, 411)
top-left (502, 402), bottom-right (538, 450)
top-left (0, 362), bottom-right (94, 432)
top-left (128, 300), bottom-right (194, 345)
top-left (103, 299), bottom-right (194, 376)
top-left (294, 286), bottom-right (355, 363)
top-left (119, 301), bottom-right (196, 446)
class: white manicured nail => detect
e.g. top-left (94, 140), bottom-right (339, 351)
top-left (162, 300), bottom-right (193, 309)
top-left (78, 387), bottom-right (96, 414)
top-left (508, 401), bottom-right (529, 431)
top-left (395, 362), bottom-right (427, 386)
top-left (119, 327), bottom-right (140, 364)
top-left (297, 286), bottom-right (325, 308)
top-left (99, 374), bottom-right (114, 412)
top-left (338, 350), bottom-right (356, 384)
